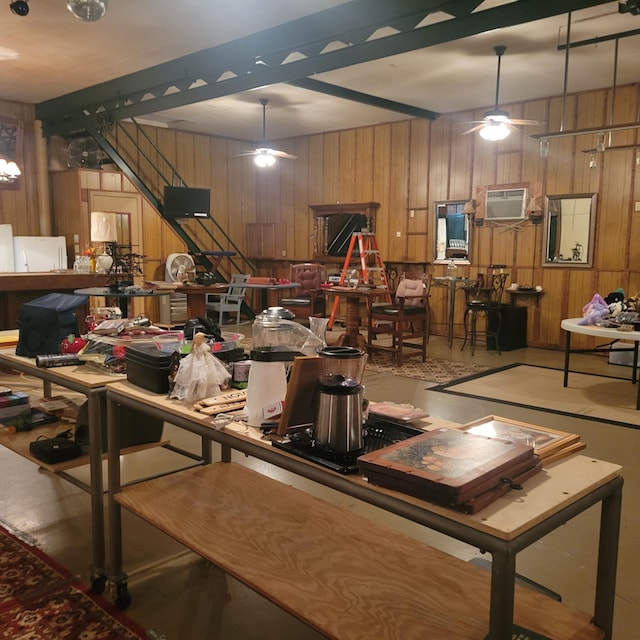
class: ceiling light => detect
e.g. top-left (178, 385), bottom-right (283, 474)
top-left (479, 121), bottom-right (510, 141)
top-left (9, 0), bottom-right (29, 16)
top-left (254, 151), bottom-right (276, 168)
top-left (0, 158), bottom-right (21, 183)
top-left (67, 0), bottom-right (108, 22)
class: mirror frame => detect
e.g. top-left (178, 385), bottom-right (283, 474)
top-left (543, 193), bottom-right (597, 268)
top-left (433, 200), bottom-right (471, 264)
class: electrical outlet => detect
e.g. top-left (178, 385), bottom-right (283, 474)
top-left (634, 201), bottom-right (640, 212)
top-left (396, 231), bottom-right (401, 238)
top-left (281, 250), bottom-right (287, 257)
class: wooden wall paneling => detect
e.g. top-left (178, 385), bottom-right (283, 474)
top-left (537, 268), bottom-right (566, 346)
top-left (278, 150), bottom-right (296, 264)
top-left (597, 270), bottom-right (629, 302)
top-left (596, 151), bottom-right (633, 270)
top-left (407, 119), bottom-right (429, 209)
top-left (449, 118), bottom-right (473, 199)
top-left (338, 129), bottom-right (357, 202)
top-left (307, 135), bottom-right (325, 212)
top-left (490, 226), bottom-right (518, 268)
top-left (136, 124), bottom-right (164, 198)
top-left (354, 127), bottom-right (375, 203)
top-left (372, 124), bottom-right (392, 260)
top-left (388, 122), bottom-right (410, 259)
top-left (428, 116), bottom-right (452, 203)
top-left (496, 150), bottom-right (522, 185)
top-left (291, 137), bottom-right (312, 262)
top-left (322, 131), bottom-right (341, 205)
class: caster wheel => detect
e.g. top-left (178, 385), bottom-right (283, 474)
top-left (114, 583), bottom-right (132, 610)
top-left (90, 573), bottom-right (107, 595)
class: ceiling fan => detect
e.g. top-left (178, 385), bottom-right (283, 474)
top-left (235, 99), bottom-right (297, 167)
top-left (462, 45), bottom-right (543, 141)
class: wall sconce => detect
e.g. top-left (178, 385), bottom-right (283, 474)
top-left (539, 139), bottom-right (549, 158)
top-left (527, 197), bottom-right (543, 225)
top-left (0, 158), bottom-right (21, 183)
top-left (462, 200), bottom-right (476, 217)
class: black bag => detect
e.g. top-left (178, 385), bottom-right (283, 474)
top-left (29, 430), bottom-right (82, 464)
top-left (16, 293), bottom-right (88, 357)
top-left (183, 316), bottom-right (223, 341)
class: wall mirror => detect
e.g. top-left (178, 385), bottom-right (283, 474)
top-left (544, 193), bottom-right (597, 267)
top-left (434, 200), bottom-right (471, 264)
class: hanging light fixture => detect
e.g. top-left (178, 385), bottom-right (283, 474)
top-left (0, 158), bottom-right (21, 183)
top-left (479, 117), bottom-right (511, 141)
top-left (539, 139), bottom-right (549, 158)
top-left (67, 0), bottom-right (108, 22)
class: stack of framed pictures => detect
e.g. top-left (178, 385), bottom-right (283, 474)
top-left (460, 415), bottom-right (585, 465)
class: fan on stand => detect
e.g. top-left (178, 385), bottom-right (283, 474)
top-left (234, 99), bottom-right (297, 167)
top-left (461, 46), bottom-right (543, 141)
top-left (166, 253), bottom-right (195, 283)
top-left (161, 253), bottom-right (195, 326)
top-left (67, 137), bottom-right (107, 168)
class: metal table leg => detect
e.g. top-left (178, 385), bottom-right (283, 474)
top-left (487, 548), bottom-right (517, 639)
top-left (87, 390), bottom-right (106, 592)
top-left (563, 330), bottom-right (571, 387)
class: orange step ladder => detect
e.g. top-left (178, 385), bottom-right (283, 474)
top-left (327, 232), bottom-right (391, 329)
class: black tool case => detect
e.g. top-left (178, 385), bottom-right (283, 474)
top-left (125, 344), bottom-right (179, 394)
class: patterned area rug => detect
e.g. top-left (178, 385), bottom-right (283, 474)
top-left (365, 353), bottom-right (491, 384)
top-left (0, 523), bottom-right (146, 639)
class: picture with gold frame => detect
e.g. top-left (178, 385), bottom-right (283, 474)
top-left (460, 415), bottom-right (584, 463)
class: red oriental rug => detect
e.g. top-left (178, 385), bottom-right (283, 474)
top-left (0, 523), bottom-right (147, 639)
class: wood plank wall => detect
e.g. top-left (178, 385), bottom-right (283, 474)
top-left (2, 84), bottom-right (640, 349)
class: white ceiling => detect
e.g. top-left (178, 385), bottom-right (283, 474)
top-left (1, 0), bottom-right (639, 143)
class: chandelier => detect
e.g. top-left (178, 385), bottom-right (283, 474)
top-left (0, 158), bottom-right (21, 183)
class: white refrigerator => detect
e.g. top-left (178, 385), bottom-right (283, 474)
top-left (0, 224), bottom-right (15, 272)
top-left (13, 236), bottom-right (68, 272)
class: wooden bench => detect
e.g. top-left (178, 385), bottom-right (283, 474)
top-left (115, 461), bottom-right (604, 640)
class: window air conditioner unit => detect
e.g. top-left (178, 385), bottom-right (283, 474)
top-left (485, 188), bottom-right (528, 221)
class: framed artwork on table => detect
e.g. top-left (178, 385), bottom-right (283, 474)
top-left (460, 415), bottom-right (583, 463)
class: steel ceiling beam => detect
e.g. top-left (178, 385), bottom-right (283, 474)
top-left (37, 0), bottom-right (612, 137)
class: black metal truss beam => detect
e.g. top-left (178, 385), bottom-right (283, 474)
top-left (287, 77), bottom-right (439, 120)
top-left (37, 0), bottom-right (612, 137)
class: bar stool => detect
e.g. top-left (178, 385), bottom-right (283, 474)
top-left (461, 273), bottom-right (508, 355)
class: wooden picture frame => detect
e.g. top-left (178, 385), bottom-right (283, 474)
top-left (277, 355), bottom-right (321, 435)
top-left (460, 415), bottom-right (582, 461)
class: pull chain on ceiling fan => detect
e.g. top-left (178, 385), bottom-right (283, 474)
top-left (234, 99), bottom-right (297, 167)
top-left (462, 45), bottom-right (543, 141)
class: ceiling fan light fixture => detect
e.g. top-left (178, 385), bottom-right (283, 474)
top-left (254, 150), bottom-right (276, 168)
top-left (67, 0), bottom-right (108, 22)
top-left (479, 122), bottom-right (510, 141)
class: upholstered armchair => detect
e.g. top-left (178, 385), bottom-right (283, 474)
top-left (279, 263), bottom-right (326, 321)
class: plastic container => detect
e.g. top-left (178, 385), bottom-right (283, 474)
top-left (125, 344), bottom-right (180, 394)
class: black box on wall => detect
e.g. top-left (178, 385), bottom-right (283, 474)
top-left (487, 304), bottom-right (527, 351)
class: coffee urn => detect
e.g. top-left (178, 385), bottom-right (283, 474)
top-left (314, 346), bottom-right (368, 454)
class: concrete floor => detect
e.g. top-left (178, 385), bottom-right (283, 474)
top-left (0, 329), bottom-right (638, 639)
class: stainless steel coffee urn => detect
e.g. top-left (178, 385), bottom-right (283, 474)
top-left (314, 346), bottom-right (368, 454)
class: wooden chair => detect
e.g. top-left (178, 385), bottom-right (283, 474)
top-left (279, 263), bottom-right (326, 322)
top-left (461, 272), bottom-right (508, 355)
top-left (366, 274), bottom-right (432, 364)
top-left (205, 273), bottom-right (249, 325)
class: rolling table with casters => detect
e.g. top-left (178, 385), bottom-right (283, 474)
top-left (0, 349), bottom-right (124, 593)
top-left (105, 380), bottom-right (622, 638)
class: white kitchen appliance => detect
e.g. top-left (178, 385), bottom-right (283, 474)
top-left (13, 235), bottom-right (68, 272)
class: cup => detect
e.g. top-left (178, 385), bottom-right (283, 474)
top-left (509, 283), bottom-right (519, 290)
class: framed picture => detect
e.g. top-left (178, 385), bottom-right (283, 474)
top-left (460, 415), bottom-right (583, 462)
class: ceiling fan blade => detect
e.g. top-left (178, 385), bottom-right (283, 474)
top-left (269, 149), bottom-right (297, 159)
top-left (232, 151), bottom-right (260, 157)
top-left (462, 123), bottom-right (488, 135)
top-left (509, 118), bottom-right (545, 126)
